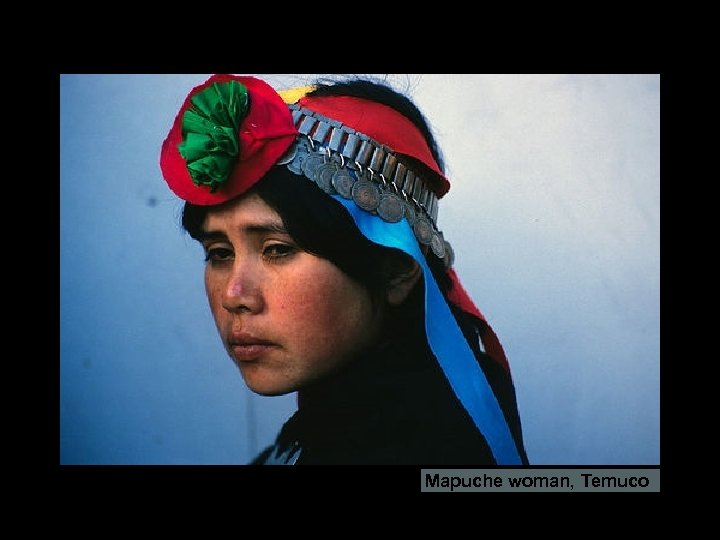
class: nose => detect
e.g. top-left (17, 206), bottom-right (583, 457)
top-left (221, 259), bottom-right (265, 314)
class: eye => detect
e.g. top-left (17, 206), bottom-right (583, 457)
top-left (204, 247), bottom-right (234, 263)
top-left (263, 243), bottom-right (296, 260)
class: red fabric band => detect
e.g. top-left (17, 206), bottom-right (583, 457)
top-left (299, 95), bottom-right (450, 197)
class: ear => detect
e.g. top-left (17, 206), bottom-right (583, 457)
top-left (385, 256), bottom-right (422, 306)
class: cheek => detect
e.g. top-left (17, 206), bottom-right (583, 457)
top-left (204, 272), bottom-right (226, 325)
top-left (277, 266), bottom-right (376, 358)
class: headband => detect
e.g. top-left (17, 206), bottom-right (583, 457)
top-left (159, 74), bottom-right (521, 464)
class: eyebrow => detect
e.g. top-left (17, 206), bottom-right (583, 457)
top-left (198, 222), bottom-right (290, 242)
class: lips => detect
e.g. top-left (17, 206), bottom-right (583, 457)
top-left (228, 332), bottom-right (278, 362)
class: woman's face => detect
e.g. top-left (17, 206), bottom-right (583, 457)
top-left (200, 191), bottom-right (383, 396)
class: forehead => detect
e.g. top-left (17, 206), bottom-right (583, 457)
top-left (203, 192), bottom-right (282, 229)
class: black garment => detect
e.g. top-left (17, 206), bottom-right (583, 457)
top-left (252, 309), bottom-right (529, 465)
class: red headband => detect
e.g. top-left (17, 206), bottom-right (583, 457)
top-left (298, 95), bottom-right (450, 197)
top-left (160, 75), bottom-right (450, 205)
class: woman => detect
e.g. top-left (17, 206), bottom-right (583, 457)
top-left (160, 74), bottom-right (529, 465)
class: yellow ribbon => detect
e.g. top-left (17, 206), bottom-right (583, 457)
top-left (277, 85), bottom-right (316, 104)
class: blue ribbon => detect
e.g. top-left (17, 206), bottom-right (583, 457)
top-left (334, 196), bottom-right (522, 465)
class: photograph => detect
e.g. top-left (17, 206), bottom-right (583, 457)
top-left (60, 74), bottom-right (660, 470)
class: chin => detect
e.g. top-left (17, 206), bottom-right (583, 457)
top-left (241, 374), bottom-right (297, 397)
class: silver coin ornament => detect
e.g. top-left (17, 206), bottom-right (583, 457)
top-left (315, 162), bottom-right (337, 194)
top-left (279, 131), bottom-right (453, 268)
top-left (377, 192), bottom-right (405, 223)
top-left (301, 153), bottom-right (325, 182)
top-left (276, 143), bottom-right (297, 165)
top-left (332, 168), bottom-right (355, 199)
top-left (413, 217), bottom-right (433, 245)
top-left (403, 200), bottom-right (417, 226)
top-left (351, 179), bottom-right (381, 212)
top-left (287, 145), bottom-right (308, 175)
top-left (443, 240), bottom-right (455, 268)
top-left (430, 231), bottom-right (446, 259)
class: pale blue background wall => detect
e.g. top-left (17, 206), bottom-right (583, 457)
top-left (60, 74), bottom-right (660, 464)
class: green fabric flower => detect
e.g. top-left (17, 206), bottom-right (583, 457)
top-left (178, 80), bottom-right (249, 191)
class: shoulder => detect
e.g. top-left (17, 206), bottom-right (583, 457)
top-left (249, 445), bottom-right (274, 465)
